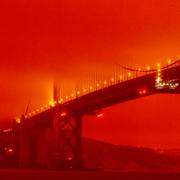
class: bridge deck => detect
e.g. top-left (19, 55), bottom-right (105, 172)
top-left (21, 65), bottom-right (180, 128)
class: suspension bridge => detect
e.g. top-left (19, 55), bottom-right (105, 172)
top-left (0, 59), bottom-right (180, 170)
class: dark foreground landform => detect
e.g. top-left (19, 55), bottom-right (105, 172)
top-left (83, 138), bottom-right (180, 171)
top-left (1, 137), bottom-right (180, 171)
top-left (1, 170), bottom-right (180, 180)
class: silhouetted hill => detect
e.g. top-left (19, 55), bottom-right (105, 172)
top-left (83, 138), bottom-right (180, 171)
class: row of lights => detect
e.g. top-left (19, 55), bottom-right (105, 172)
top-left (14, 64), bottom-right (158, 123)
top-left (156, 81), bottom-right (179, 89)
top-left (15, 60), bottom-right (174, 124)
top-left (137, 61), bottom-right (174, 95)
top-left (155, 61), bottom-right (179, 89)
top-left (49, 61), bottom-right (173, 106)
top-left (16, 103), bottom-right (54, 123)
top-left (155, 63), bottom-right (162, 85)
top-left (138, 60), bottom-right (172, 72)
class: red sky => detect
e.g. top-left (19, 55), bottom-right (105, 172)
top-left (0, 0), bottom-right (180, 149)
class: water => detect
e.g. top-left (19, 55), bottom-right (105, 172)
top-left (0, 170), bottom-right (180, 180)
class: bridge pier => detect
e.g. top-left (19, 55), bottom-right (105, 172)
top-left (55, 110), bottom-right (83, 170)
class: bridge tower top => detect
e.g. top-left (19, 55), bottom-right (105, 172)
top-left (54, 83), bottom-right (60, 103)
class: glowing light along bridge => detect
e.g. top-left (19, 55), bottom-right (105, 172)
top-left (14, 59), bottom-right (180, 169)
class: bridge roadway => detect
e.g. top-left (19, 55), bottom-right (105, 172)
top-left (21, 65), bottom-right (180, 128)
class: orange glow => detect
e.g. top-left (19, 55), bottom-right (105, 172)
top-left (146, 66), bottom-right (150, 71)
top-left (111, 78), bottom-right (115, 82)
top-left (67, 156), bottom-right (72, 161)
top-left (128, 72), bottom-right (131, 77)
top-left (7, 148), bottom-right (13, 153)
top-left (60, 112), bottom-right (67, 117)
top-left (28, 113), bottom-right (32, 117)
top-left (2, 129), bottom-right (12, 132)
top-left (156, 63), bottom-right (161, 68)
top-left (45, 105), bottom-right (48, 108)
top-left (156, 77), bottom-right (161, 83)
top-left (89, 86), bottom-right (93, 90)
top-left (16, 118), bottom-right (21, 124)
top-left (119, 75), bottom-right (123, 80)
top-left (83, 88), bottom-right (87, 93)
top-left (167, 59), bottom-right (172, 65)
top-left (97, 113), bottom-right (103, 118)
top-left (6, 148), bottom-right (14, 155)
top-left (49, 101), bottom-right (55, 107)
top-left (138, 89), bottom-right (147, 95)
top-left (58, 98), bottom-right (63, 104)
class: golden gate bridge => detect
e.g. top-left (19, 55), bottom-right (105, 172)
top-left (0, 59), bottom-right (180, 170)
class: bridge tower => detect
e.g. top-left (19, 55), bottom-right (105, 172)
top-left (53, 84), bottom-right (82, 169)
